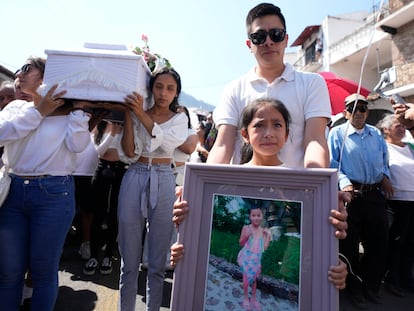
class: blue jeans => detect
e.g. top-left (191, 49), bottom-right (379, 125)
top-left (118, 162), bottom-right (174, 311)
top-left (0, 175), bottom-right (75, 311)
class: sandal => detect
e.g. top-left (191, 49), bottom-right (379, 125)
top-left (242, 298), bottom-right (251, 310)
top-left (251, 300), bottom-right (261, 311)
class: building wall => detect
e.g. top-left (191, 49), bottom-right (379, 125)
top-left (291, 0), bottom-right (413, 102)
top-left (0, 66), bottom-right (14, 83)
top-left (389, 0), bottom-right (414, 102)
top-left (389, 0), bottom-right (412, 11)
top-left (392, 19), bottom-right (414, 82)
top-left (323, 12), bottom-right (368, 49)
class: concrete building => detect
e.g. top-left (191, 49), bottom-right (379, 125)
top-left (0, 64), bottom-right (14, 84)
top-left (290, 0), bottom-right (414, 104)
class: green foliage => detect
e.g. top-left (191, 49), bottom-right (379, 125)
top-left (212, 196), bottom-right (246, 234)
top-left (210, 229), bottom-right (240, 264)
top-left (262, 237), bottom-right (300, 284)
top-left (132, 36), bottom-right (172, 72)
top-left (210, 229), bottom-right (300, 285)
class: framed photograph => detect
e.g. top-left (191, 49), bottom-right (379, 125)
top-left (171, 163), bottom-right (338, 311)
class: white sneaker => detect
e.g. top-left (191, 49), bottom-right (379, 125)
top-left (20, 284), bottom-right (33, 306)
top-left (78, 241), bottom-right (91, 260)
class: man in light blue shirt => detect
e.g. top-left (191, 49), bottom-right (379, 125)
top-left (328, 93), bottom-right (393, 309)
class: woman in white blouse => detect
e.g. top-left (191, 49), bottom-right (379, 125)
top-left (0, 57), bottom-right (91, 311)
top-left (377, 114), bottom-right (414, 296)
top-left (118, 67), bottom-right (188, 311)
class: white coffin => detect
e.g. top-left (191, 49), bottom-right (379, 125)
top-left (38, 43), bottom-right (151, 103)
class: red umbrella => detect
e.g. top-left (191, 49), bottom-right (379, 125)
top-left (319, 72), bottom-right (371, 115)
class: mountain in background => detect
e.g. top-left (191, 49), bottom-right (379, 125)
top-left (179, 91), bottom-right (215, 115)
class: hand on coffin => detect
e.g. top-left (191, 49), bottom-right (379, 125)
top-left (37, 84), bottom-right (67, 117)
top-left (124, 92), bottom-right (145, 115)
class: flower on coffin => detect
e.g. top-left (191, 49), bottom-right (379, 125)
top-left (141, 34), bottom-right (148, 45)
top-left (132, 34), bottom-right (171, 72)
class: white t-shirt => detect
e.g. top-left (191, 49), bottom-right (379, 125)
top-left (214, 63), bottom-right (331, 167)
top-left (387, 142), bottom-right (414, 201)
top-left (0, 99), bottom-right (91, 176)
top-left (74, 135), bottom-right (99, 176)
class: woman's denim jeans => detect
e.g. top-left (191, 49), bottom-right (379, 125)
top-left (0, 175), bottom-right (75, 311)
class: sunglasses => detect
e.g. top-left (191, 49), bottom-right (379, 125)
top-left (249, 28), bottom-right (286, 45)
top-left (15, 64), bottom-right (32, 75)
top-left (346, 105), bottom-right (368, 113)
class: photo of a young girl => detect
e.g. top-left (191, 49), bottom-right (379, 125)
top-left (238, 205), bottom-right (272, 310)
top-left (205, 194), bottom-right (301, 311)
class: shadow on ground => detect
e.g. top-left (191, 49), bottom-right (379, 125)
top-left (55, 286), bottom-right (98, 311)
top-left (55, 235), bottom-right (173, 310)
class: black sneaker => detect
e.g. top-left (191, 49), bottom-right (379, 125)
top-left (348, 293), bottom-right (368, 310)
top-left (385, 282), bottom-right (405, 297)
top-left (100, 257), bottom-right (113, 275)
top-left (364, 289), bottom-right (382, 304)
top-left (83, 258), bottom-right (98, 275)
top-left (19, 298), bottom-right (31, 311)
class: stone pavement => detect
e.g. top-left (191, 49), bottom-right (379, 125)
top-left (54, 241), bottom-right (171, 311)
top-left (204, 265), bottom-right (297, 311)
top-left (53, 240), bottom-right (414, 311)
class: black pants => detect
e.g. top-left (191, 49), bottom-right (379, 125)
top-left (340, 189), bottom-right (389, 294)
top-left (74, 176), bottom-right (94, 213)
top-left (386, 200), bottom-right (414, 287)
top-left (90, 159), bottom-right (127, 259)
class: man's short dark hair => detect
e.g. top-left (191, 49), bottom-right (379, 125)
top-left (245, 3), bottom-right (286, 35)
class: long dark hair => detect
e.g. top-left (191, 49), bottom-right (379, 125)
top-left (149, 67), bottom-right (182, 113)
top-left (94, 121), bottom-right (108, 145)
top-left (178, 105), bottom-right (192, 129)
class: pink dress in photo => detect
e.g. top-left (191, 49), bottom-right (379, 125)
top-left (237, 229), bottom-right (265, 284)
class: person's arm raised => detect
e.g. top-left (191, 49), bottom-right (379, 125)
top-left (36, 84), bottom-right (67, 117)
top-left (124, 92), bottom-right (154, 136)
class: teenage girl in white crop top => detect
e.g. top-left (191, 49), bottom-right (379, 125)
top-left (117, 68), bottom-right (188, 311)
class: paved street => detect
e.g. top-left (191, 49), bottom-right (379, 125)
top-left (54, 240), bottom-right (171, 311)
top-left (51, 237), bottom-right (414, 311)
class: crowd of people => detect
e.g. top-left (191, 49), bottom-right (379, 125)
top-left (172, 2), bottom-right (414, 311)
top-left (0, 56), bottom-right (199, 311)
top-left (325, 92), bottom-right (414, 310)
top-left (0, 2), bottom-right (413, 311)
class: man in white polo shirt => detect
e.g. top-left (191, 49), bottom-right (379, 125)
top-left (208, 3), bottom-right (331, 168)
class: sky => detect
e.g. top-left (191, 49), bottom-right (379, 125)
top-left (0, 0), bottom-right (380, 106)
